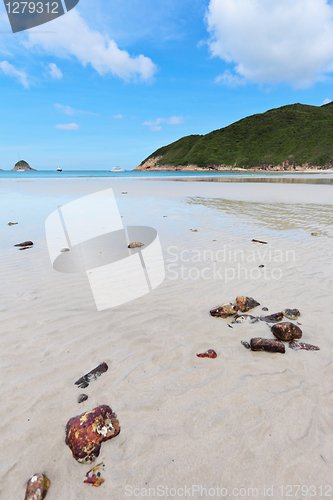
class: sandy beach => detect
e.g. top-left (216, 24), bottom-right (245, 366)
top-left (1, 176), bottom-right (333, 499)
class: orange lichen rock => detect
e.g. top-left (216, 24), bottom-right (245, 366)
top-left (24, 473), bottom-right (50, 500)
top-left (235, 296), bottom-right (260, 312)
top-left (196, 349), bottom-right (217, 358)
top-left (65, 405), bottom-right (120, 463)
top-left (128, 242), bottom-right (144, 248)
top-left (84, 462), bottom-right (105, 487)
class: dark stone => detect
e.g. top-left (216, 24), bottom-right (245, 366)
top-left (7, 222), bottom-right (18, 226)
top-left (241, 341), bottom-right (251, 350)
top-left (14, 240), bottom-right (33, 247)
top-left (65, 405), bottom-right (120, 463)
top-left (78, 394), bottom-right (88, 404)
top-left (289, 341), bottom-right (320, 351)
top-left (252, 239), bottom-right (267, 244)
top-left (282, 308), bottom-right (300, 320)
top-left (262, 307), bottom-right (269, 311)
top-left (75, 362), bottom-right (108, 389)
top-left (250, 338), bottom-right (285, 353)
top-left (260, 312), bottom-right (284, 323)
top-left (271, 322), bottom-right (302, 341)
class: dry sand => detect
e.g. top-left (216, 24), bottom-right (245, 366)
top-left (0, 177), bottom-right (333, 499)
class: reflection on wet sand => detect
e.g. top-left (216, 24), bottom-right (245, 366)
top-left (176, 176), bottom-right (333, 185)
top-left (187, 197), bottom-right (333, 237)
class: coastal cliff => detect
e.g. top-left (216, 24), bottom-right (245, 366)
top-left (135, 102), bottom-right (333, 172)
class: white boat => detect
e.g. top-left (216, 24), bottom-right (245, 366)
top-left (111, 166), bottom-right (125, 172)
top-left (57, 167), bottom-right (62, 172)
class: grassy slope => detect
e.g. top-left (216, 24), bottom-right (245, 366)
top-left (142, 102), bottom-right (333, 168)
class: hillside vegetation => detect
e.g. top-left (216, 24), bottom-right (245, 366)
top-left (140, 102), bottom-right (333, 169)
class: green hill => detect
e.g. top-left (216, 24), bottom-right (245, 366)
top-left (12, 160), bottom-right (36, 171)
top-left (137, 102), bottom-right (333, 170)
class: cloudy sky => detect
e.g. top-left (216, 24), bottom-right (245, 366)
top-left (1, 0), bottom-right (333, 169)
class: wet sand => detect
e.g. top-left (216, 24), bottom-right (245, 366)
top-left (0, 177), bottom-right (333, 499)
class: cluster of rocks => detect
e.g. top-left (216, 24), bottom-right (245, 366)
top-left (209, 296), bottom-right (319, 354)
top-left (24, 362), bottom-right (120, 498)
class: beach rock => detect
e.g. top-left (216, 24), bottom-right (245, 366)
top-left (19, 246), bottom-right (32, 251)
top-left (210, 303), bottom-right (239, 318)
top-left (24, 473), bottom-right (50, 500)
top-left (233, 314), bottom-right (259, 324)
top-left (289, 341), bottom-right (320, 351)
top-left (190, 229), bottom-right (198, 232)
top-left (283, 308), bottom-right (300, 320)
top-left (196, 349), bottom-right (217, 358)
top-left (241, 341), bottom-right (251, 350)
top-left (262, 307), bottom-right (269, 311)
top-left (14, 240), bottom-right (33, 247)
top-left (84, 462), bottom-right (105, 487)
top-left (8, 222), bottom-right (18, 226)
top-left (65, 405), bottom-right (120, 463)
top-left (252, 239), bottom-right (267, 244)
top-left (259, 264), bottom-right (265, 268)
top-left (271, 322), bottom-right (302, 341)
top-left (78, 394), bottom-right (88, 404)
top-left (235, 296), bottom-right (260, 312)
top-left (260, 312), bottom-right (284, 323)
top-left (250, 338), bottom-right (285, 353)
top-left (75, 362), bottom-right (108, 389)
top-left (128, 242), bottom-right (144, 248)
top-left (61, 247), bottom-right (70, 252)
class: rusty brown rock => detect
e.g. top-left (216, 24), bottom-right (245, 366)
top-left (24, 473), bottom-right (50, 500)
top-left (84, 462), bottom-right (105, 487)
top-left (250, 338), bottom-right (285, 353)
top-left (128, 241), bottom-right (144, 248)
top-left (260, 312), bottom-right (284, 323)
top-left (235, 296), bottom-right (260, 312)
top-left (196, 349), bottom-right (217, 358)
top-left (210, 303), bottom-right (239, 317)
top-left (65, 405), bottom-right (120, 463)
top-left (271, 322), bottom-right (302, 341)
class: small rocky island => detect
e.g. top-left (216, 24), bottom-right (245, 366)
top-left (11, 160), bottom-right (36, 171)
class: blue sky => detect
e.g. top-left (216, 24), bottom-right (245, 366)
top-left (1, 0), bottom-right (333, 170)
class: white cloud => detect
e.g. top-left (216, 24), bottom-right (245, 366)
top-left (55, 103), bottom-right (97, 116)
top-left (215, 70), bottom-right (246, 87)
top-left (323, 98), bottom-right (332, 105)
top-left (55, 123), bottom-right (80, 130)
top-left (48, 63), bottom-right (63, 79)
top-left (206, 0), bottom-right (333, 88)
top-left (143, 116), bottom-right (185, 127)
top-left (24, 10), bottom-right (156, 81)
top-left (113, 114), bottom-right (123, 119)
top-left (150, 126), bottom-right (162, 132)
top-left (0, 61), bottom-right (29, 88)
top-left (166, 116), bottom-right (185, 124)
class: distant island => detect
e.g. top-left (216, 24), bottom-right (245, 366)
top-left (135, 102), bottom-right (333, 172)
top-left (12, 160), bottom-right (36, 171)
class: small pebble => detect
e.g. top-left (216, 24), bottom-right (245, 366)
top-left (78, 394), bottom-right (88, 404)
top-left (259, 264), bottom-right (264, 268)
top-left (61, 247), bottom-right (70, 252)
top-left (262, 307), bottom-right (268, 311)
